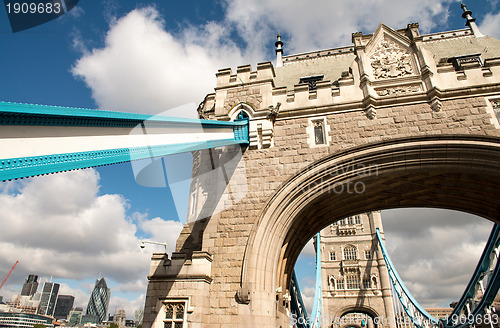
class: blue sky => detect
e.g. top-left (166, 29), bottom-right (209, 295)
top-left (0, 0), bottom-right (498, 319)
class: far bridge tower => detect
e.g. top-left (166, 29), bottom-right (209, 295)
top-left (318, 212), bottom-right (395, 328)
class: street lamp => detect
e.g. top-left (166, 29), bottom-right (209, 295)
top-left (140, 240), bottom-right (168, 251)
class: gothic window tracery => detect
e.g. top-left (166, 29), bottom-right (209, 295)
top-left (164, 302), bottom-right (185, 328)
top-left (343, 245), bottom-right (358, 260)
top-left (345, 273), bottom-right (361, 289)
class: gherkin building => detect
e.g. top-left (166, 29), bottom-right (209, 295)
top-left (86, 277), bottom-right (111, 323)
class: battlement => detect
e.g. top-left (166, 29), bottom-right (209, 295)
top-left (282, 46), bottom-right (354, 64)
top-left (216, 61), bottom-right (275, 88)
top-left (422, 28), bottom-right (473, 42)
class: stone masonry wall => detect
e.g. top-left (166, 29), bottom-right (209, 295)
top-left (195, 96), bottom-right (500, 327)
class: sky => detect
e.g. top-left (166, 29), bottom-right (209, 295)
top-left (0, 0), bottom-right (499, 320)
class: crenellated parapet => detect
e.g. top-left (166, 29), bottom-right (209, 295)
top-left (197, 15), bottom-right (500, 137)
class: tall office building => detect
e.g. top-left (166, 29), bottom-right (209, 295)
top-left (86, 277), bottom-right (110, 323)
top-left (38, 282), bottom-right (60, 317)
top-left (53, 295), bottom-right (75, 320)
top-left (68, 307), bottom-right (83, 326)
top-left (20, 275), bottom-right (39, 297)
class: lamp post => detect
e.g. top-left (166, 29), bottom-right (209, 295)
top-left (140, 240), bottom-right (168, 251)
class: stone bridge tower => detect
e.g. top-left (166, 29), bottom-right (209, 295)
top-left (319, 212), bottom-right (394, 328)
top-left (144, 6), bottom-right (500, 328)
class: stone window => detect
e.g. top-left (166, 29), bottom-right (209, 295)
top-left (364, 250), bottom-right (372, 260)
top-left (329, 251), bottom-right (336, 261)
top-left (354, 215), bottom-right (361, 224)
top-left (164, 302), bottom-right (185, 328)
top-left (345, 273), bottom-right (361, 289)
top-left (492, 100), bottom-right (500, 123)
top-left (336, 277), bottom-right (344, 290)
top-left (343, 245), bottom-right (358, 260)
top-left (362, 277), bottom-right (371, 289)
top-left (307, 117), bottom-right (329, 148)
top-left (312, 120), bottom-right (325, 145)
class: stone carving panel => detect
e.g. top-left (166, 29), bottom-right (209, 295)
top-left (370, 40), bottom-right (414, 79)
top-left (376, 84), bottom-right (421, 96)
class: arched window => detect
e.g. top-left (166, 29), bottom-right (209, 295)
top-left (236, 110), bottom-right (249, 120)
top-left (343, 245), bottom-right (358, 260)
top-left (313, 120), bottom-right (325, 145)
top-left (164, 302), bottom-right (185, 328)
top-left (328, 276), bottom-right (336, 290)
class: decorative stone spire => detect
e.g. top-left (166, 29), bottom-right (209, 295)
top-left (275, 33), bottom-right (284, 67)
top-left (461, 3), bottom-right (484, 37)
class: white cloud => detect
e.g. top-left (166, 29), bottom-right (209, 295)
top-left (301, 286), bottom-right (315, 314)
top-left (71, 1), bottom-right (462, 116)
top-left (479, 12), bottom-right (500, 38)
top-left (223, 0), bottom-right (456, 54)
top-left (381, 208), bottom-right (493, 307)
top-left (0, 169), bottom-right (182, 317)
top-left (301, 238), bottom-right (315, 257)
top-left (71, 7), bottom-right (249, 115)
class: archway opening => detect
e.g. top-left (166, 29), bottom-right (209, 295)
top-left (292, 208), bottom-right (494, 328)
top-left (241, 136), bottom-right (500, 326)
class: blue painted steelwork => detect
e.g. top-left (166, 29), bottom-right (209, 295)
top-left (290, 270), bottom-right (310, 328)
top-left (0, 102), bottom-right (249, 181)
top-left (376, 229), bottom-right (439, 328)
top-left (0, 139), bottom-right (246, 181)
top-left (0, 101), bottom-right (245, 128)
top-left (310, 232), bottom-right (323, 328)
top-left (443, 224), bottom-right (500, 328)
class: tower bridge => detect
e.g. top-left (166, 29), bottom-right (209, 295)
top-left (1, 4), bottom-right (500, 328)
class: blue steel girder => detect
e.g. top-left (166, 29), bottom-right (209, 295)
top-left (376, 229), bottom-right (439, 328)
top-left (290, 270), bottom-right (310, 328)
top-left (443, 224), bottom-right (500, 328)
top-left (310, 232), bottom-right (323, 328)
top-left (0, 101), bottom-right (249, 181)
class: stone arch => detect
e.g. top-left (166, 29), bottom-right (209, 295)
top-left (228, 102), bottom-right (256, 121)
top-left (335, 306), bottom-right (380, 328)
top-left (240, 135), bottom-right (500, 313)
top-left (328, 275), bottom-right (336, 290)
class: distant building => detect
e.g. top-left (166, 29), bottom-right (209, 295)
top-left (54, 295), bottom-right (75, 320)
top-left (425, 307), bottom-right (453, 320)
top-left (86, 278), bottom-right (110, 323)
top-left (68, 307), bottom-right (83, 326)
top-left (0, 311), bottom-right (55, 328)
top-left (7, 295), bottom-right (40, 314)
top-left (20, 275), bottom-right (39, 297)
top-left (113, 308), bottom-right (126, 328)
top-left (318, 212), bottom-right (395, 325)
top-left (38, 282), bottom-right (60, 317)
top-left (81, 313), bottom-right (99, 325)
